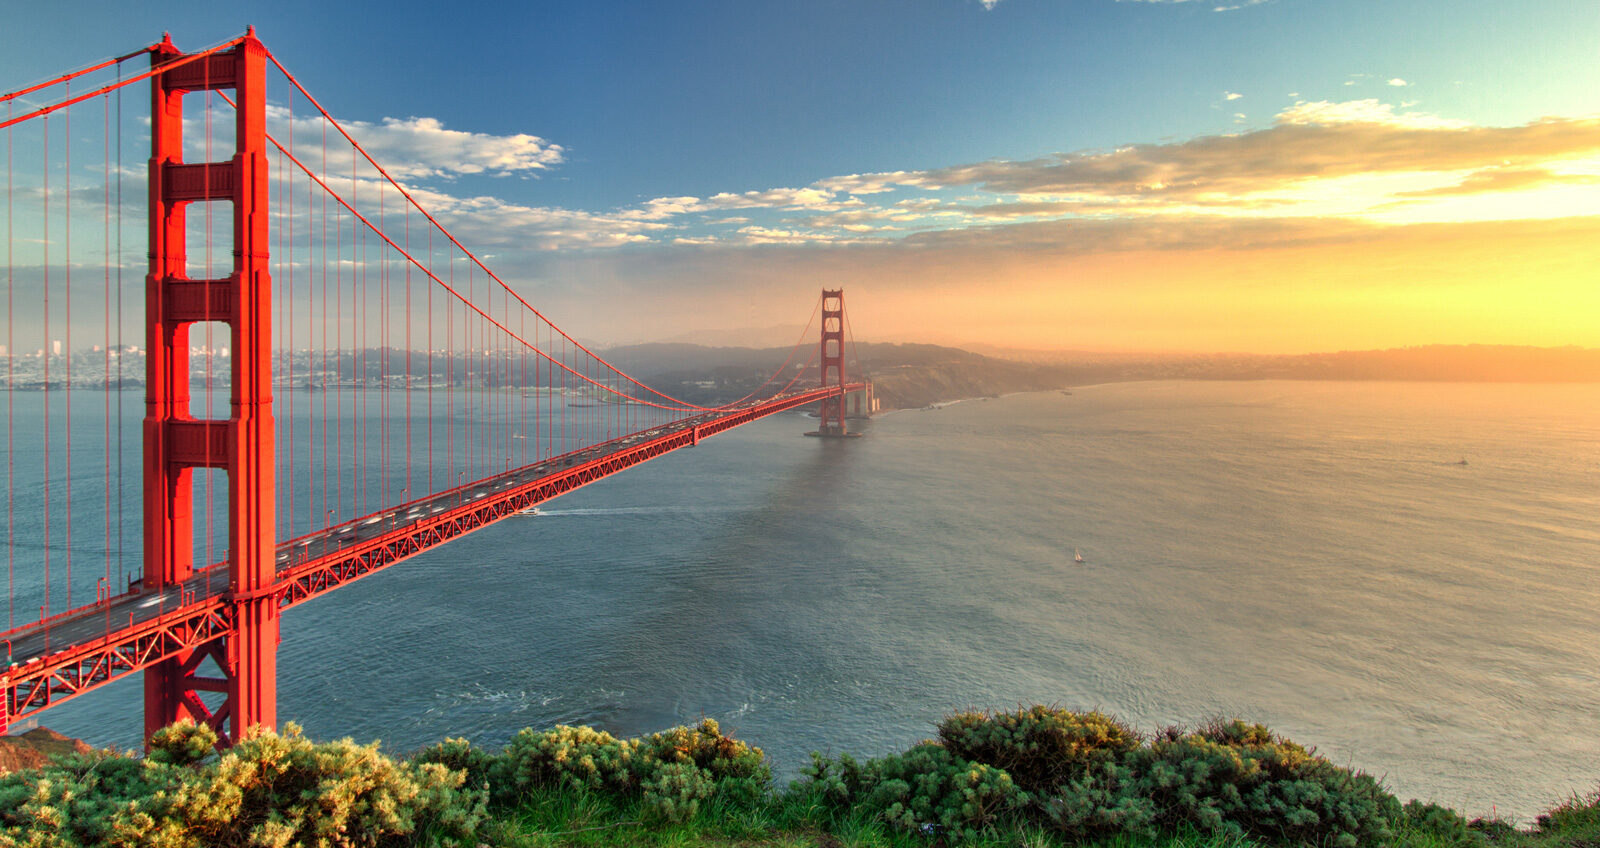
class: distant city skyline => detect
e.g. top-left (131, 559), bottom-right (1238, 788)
top-left (2, 0), bottom-right (1597, 353)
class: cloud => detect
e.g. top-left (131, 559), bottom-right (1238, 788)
top-left (264, 105), bottom-right (564, 180)
top-left (1225, 91), bottom-right (1243, 101)
top-left (1388, 78), bottom-right (1411, 87)
top-left (815, 171), bottom-right (928, 194)
top-left (705, 105), bottom-right (1600, 242)
top-left (706, 187), bottom-right (839, 209)
top-left (897, 110), bottom-right (1600, 200)
top-left (1396, 166), bottom-right (1600, 197)
top-left (1274, 98), bottom-right (1468, 129)
top-left (345, 116), bottom-right (564, 179)
top-left (978, 0), bottom-right (1002, 8)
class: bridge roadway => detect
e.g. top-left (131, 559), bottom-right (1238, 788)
top-left (1, 383), bottom-right (858, 723)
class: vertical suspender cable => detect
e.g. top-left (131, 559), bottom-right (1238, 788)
top-left (334, 126), bottom-right (342, 522)
top-left (405, 192), bottom-right (412, 501)
top-left (5, 98), bottom-right (12, 629)
top-left (64, 85), bottom-right (74, 609)
top-left (426, 226), bottom-right (433, 495)
top-left (115, 69), bottom-right (124, 590)
top-left (204, 84), bottom-right (214, 572)
top-left (104, 90), bottom-right (112, 608)
top-left (64, 89), bottom-right (74, 608)
top-left (320, 115), bottom-right (328, 527)
top-left (42, 114), bottom-right (51, 621)
top-left (285, 81), bottom-right (294, 539)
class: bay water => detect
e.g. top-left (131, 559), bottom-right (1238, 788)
top-left (20, 380), bottom-right (1600, 818)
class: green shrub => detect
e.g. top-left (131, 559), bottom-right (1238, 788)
top-left (1039, 759), bottom-right (1157, 840)
top-left (146, 719), bottom-right (219, 767)
top-left (640, 760), bottom-right (716, 823)
top-left (635, 718), bottom-right (770, 808)
top-left (152, 722), bottom-right (486, 847)
top-left (1468, 817), bottom-right (1519, 844)
top-left (636, 718), bottom-right (769, 783)
top-left (1140, 729), bottom-right (1401, 848)
top-left (938, 705), bottom-right (1142, 795)
top-left (413, 736), bottom-right (497, 793)
top-left (801, 742), bottom-right (1026, 841)
top-left (1195, 718), bottom-right (1280, 749)
top-left (0, 721), bottom-right (485, 848)
top-left (1402, 799), bottom-right (1482, 847)
top-left (491, 723), bottom-right (638, 804)
top-left (0, 749), bottom-right (167, 848)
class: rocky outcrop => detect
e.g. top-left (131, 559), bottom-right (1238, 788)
top-left (0, 727), bottom-right (93, 774)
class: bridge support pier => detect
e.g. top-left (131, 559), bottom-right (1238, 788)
top-left (143, 30), bottom-right (277, 748)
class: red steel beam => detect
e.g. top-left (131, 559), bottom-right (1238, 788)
top-left (5, 600), bottom-right (231, 725)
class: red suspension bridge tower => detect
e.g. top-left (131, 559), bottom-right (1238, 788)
top-left (142, 30), bottom-right (277, 745)
top-left (809, 289), bottom-right (852, 438)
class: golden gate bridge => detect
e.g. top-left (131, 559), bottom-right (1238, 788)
top-left (0, 30), bottom-right (865, 747)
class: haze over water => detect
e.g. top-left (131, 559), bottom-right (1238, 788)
top-left (32, 380), bottom-right (1600, 820)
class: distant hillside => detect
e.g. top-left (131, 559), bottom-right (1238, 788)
top-left (0, 728), bottom-right (91, 775)
top-left (607, 341), bottom-right (1068, 409)
top-left (610, 342), bottom-right (1599, 410)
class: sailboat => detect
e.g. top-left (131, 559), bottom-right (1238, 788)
top-left (1074, 547), bottom-right (1086, 564)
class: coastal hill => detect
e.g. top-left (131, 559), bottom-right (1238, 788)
top-left (610, 342), bottom-right (1600, 410)
top-left (0, 727), bottom-right (91, 775)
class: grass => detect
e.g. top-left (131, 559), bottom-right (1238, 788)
top-left (471, 785), bottom-right (1282, 848)
top-left (467, 785), bottom-right (1600, 848)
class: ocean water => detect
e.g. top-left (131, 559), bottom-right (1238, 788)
top-left (19, 381), bottom-right (1600, 818)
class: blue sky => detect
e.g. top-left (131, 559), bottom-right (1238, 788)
top-left (4, 1), bottom-right (1598, 350)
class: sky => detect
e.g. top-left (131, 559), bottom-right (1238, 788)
top-left (3, 0), bottom-right (1598, 353)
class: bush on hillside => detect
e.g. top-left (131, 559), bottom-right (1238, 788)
top-left (635, 718), bottom-right (771, 811)
top-left (492, 724), bottom-right (638, 802)
top-left (0, 748), bottom-right (165, 847)
top-left (802, 742), bottom-right (1027, 840)
top-left (1135, 725), bottom-right (1401, 848)
top-left (938, 705), bottom-right (1141, 795)
top-left (0, 720), bottom-right (485, 848)
top-left (1038, 758), bottom-right (1158, 839)
top-left (1402, 799), bottom-right (1482, 847)
top-left (431, 719), bottom-right (769, 823)
top-left (413, 736), bottom-right (497, 793)
top-left (802, 708), bottom-right (1409, 848)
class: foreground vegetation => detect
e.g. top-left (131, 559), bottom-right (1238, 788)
top-left (0, 706), bottom-right (1595, 848)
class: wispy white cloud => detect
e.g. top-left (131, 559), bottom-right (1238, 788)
top-left (1275, 98), bottom-right (1467, 129)
top-left (264, 105), bottom-right (564, 180)
top-left (1388, 78), bottom-right (1411, 87)
top-left (1225, 91), bottom-right (1243, 101)
top-left (706, 187), bottom-right (840, 209)
top-left (345, 116), bottom-right (564, 179)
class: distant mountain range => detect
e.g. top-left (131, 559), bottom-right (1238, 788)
top-left (609, 342), bottom-right (1600, 410)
